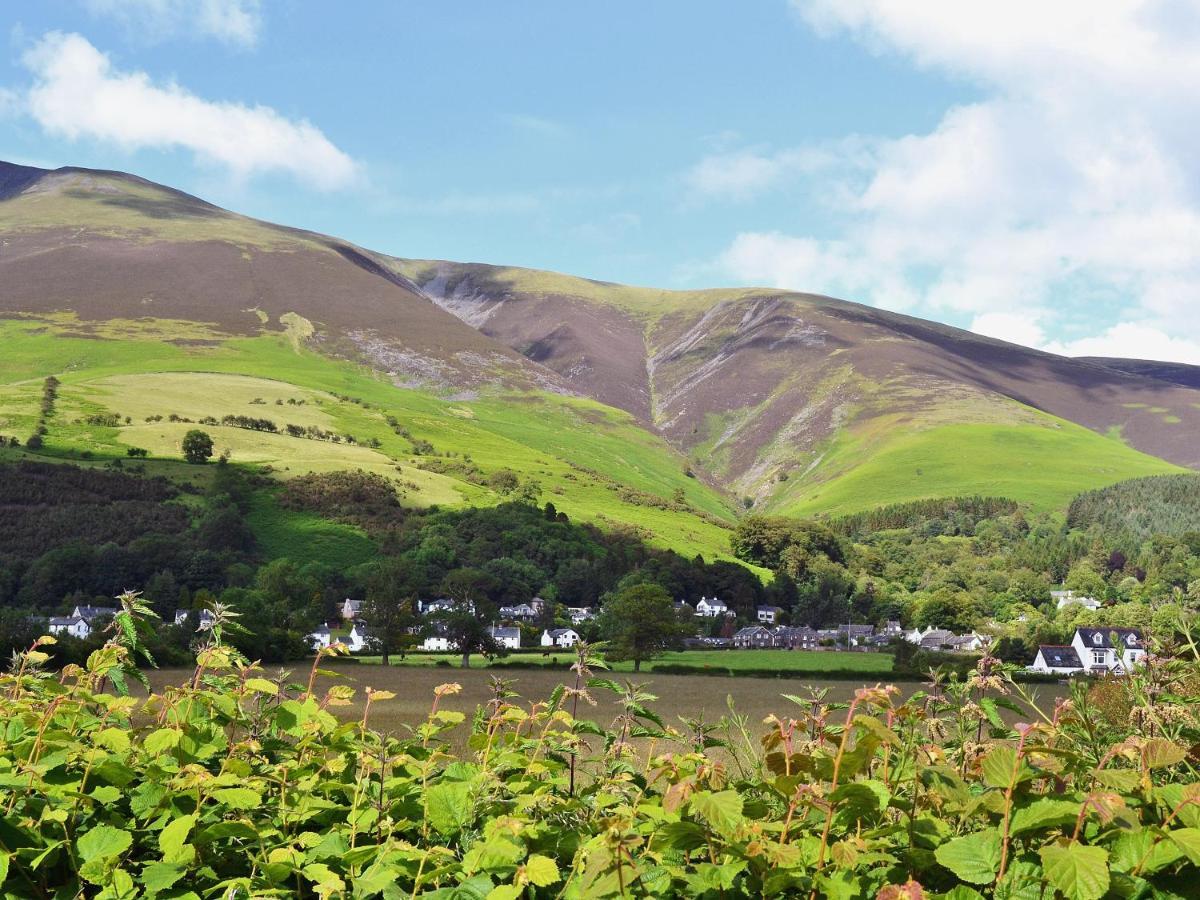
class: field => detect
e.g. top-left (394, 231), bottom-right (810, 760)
top-left (143, 663), bottom-right (916, 740)
top-left (352, 648), bottom-right (896, 676)
top-left (772, 416), bottom-right (1183, 518)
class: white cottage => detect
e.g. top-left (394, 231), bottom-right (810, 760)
top-left (48, 616), bottom-right (90, 639)
top-left (695, 597), bottom-right (731, 618)
top-left (487, 626), bottom-right (522, 649)
top-left (541, 628), bottom-right (579, 648)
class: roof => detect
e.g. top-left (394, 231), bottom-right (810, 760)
top-left (75, 606), bottom-right (118, 619)
top-left (488, 626), bottom-right (520, 638)
top-left (734, 625), bottom-right (771, 637)
top-left (310, 624), bottom-right (332, 635)
top-left (756, 606), bottom-right (784, 613)
top-left (547, 628), bottom-right (577, 637)
top-left (49, 616), bottom-right (83, 626)
top-left (1038, 645), bottom-right (1083, 668)
top-left (699, 597), bottom-right (727, 607)
top-left (1075, 627), bottom-right (1143, 649)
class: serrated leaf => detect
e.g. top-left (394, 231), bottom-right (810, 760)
top-left (1039, 841), bottom-right (1109, 900)
top-left (158, 814), bottom-right (195, 863)
top-left (142, 729), bottom-right (181, 755)
top-left (689, 790), bottom-right (744, 834)
top-left (1143, 739), bottom-right (1186, 770)
top-left (427, 781), bottom-right (473, 835)
top-left (525, 854), bottom-right (560, 887)
top-left (244, 677), bottom-right (279, 695)
top-left (77, 824), bottom-right (133, 862)
top-left (141, 861), bottom-right (185, 893)
top-left (1009, 799), bottom-right (1080, 836)
top-left (934, 828), bottom-right (1001, 885)
top-left (211, 787), bottom-right (261, 809)
top-left (1167, 827), bottom-right (1200, 864)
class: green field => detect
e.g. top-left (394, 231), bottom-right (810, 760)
top-left (0, 316), bottom-right (741, 563)
top-left (354, 648), bottom-right (895, 675)
top-left (770, 416), bottom-right (1183, 518)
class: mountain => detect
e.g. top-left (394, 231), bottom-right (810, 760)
top-left (0, 159), bottom-right (1192, 556)
top-left (388, 259), bottom-right (1198, 512)
top-left (1078, 357), bottom-right (1200, 390)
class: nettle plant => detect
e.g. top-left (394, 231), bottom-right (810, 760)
top-left (2, 600), bottom-right (1200, 898)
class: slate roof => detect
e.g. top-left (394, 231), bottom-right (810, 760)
top-left (1038, 645), bottom-right (1083, 668)
top-left (1075, 627), bottom-right (1143, 649)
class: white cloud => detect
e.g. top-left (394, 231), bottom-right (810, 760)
top-left (0, 86), bottom-right (20, 118)
top-left (709, 1), bottom-right (1200, 364)
top-left (683, 142), bottom-right (867, 201)
top-left (969, 311), bottom-right (1047, 349)
top-left (21, 32), bottom-right (357, 190)
top-left (1043, 323), bottom-right (1200, 365)
top-left (84, 0), bottom-right (262, 47)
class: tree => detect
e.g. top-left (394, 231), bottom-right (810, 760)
top-left (597, 583), bottom-right (689, 672)
top-left (182, 430), bottom-right (214, 465)
top-left (362, 560), bottom-right (422, 665)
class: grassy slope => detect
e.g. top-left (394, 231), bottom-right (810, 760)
top-left (0, 317), bottom-right (740, 564)
top-left (770, 414), bottom-right (1184, 519)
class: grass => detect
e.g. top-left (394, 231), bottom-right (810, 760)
top-left (770, 415), bottom-right (1183, 518)
top-left (0, 317), bottom-right (741, 565)
top-left (354, 648), bottom-right (895, 676)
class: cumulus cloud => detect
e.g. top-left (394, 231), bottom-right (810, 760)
top-left (83, 0), bottom-right (262, 47)
top-left (709, 1), bottom-right (1200, 363)
top-left (21, 32), bottom-right (357, 190)
top-left (683, 142), bottom-right (868, 201)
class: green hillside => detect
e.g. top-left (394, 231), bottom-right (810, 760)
top-left (0, 316), bottom-right (738, 564)
top-left (770, 416), bottom-right (1183, 519)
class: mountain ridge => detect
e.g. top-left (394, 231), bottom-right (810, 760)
top-left (0, 158), bottom-right (1193, 523)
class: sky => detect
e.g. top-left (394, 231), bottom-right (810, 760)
top-left (3, 1), bottom-right (1200, 363)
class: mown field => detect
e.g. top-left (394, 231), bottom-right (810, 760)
top-left (351, 648), bottom-right (895, 675)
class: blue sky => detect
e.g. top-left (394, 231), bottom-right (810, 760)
top-left (4, 2), bottom-right (1200, 362)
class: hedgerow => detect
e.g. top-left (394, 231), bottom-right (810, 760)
top-left (3, 596), bottom-right (1200, 897)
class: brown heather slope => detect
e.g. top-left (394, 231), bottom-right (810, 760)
top-left (0, 162), bottom-right (566, 394)
top-left (1078, 358), bottom-right (1200, 391)
top-left (391, 259), bottom-right (1200, 497)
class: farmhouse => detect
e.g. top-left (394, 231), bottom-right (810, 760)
top-left (307, 624), bottom-right (333, 651)
top-left (48, 616), bottom-right (90, 639)
top-left (1052, 590), bottom-right (1101, 612)
top-left (774, 626), bottom-right (820, 650)
top-left (695, 596), bottom-right (731, 617)
top-left (541, 628), bottom-right (579, 648)
top-left (1029, 627), bottom-right (1146, 675)
top-left (487, 625), bottom-right (522, 649)
top-left (347, 622), bottom-right (371, 653)
top-left (422, 634), bottom-right (456, 652)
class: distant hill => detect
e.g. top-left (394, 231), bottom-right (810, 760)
top-left (1078, 357), bottom-right (1200, 390)
top-left (0, 158), bottom-right (1193, 547)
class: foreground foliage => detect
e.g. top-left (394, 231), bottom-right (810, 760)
top-left (4, 603), bottom-right (1200, 897)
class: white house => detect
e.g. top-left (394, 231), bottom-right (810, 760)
top-left (695, 597), bottom-right (731, 618)
top-left (48, 616), bottom-right (90, 639)
top-left (756, 606), bottom-right (785, 624)
top-left (944, 632), bottom-right (988, 653)
top-left (422, 634), bottom-right (456, 652)
top-left (347, 622), bottom-right (371, 653)
top-left (541, 628), bottom-right (579, 648)
top-left (1030, 627), bottom-right (1146, 676)
top-left (72, 605), bottom-right (118, 623)
top-left (487, 625), bottom-right (522, 649)
top-left (1053, 590), bottom-right (1101, 612)
top-left (1030, 645), bottom-right (1085, 675)
top-left (566, 606), bottom-right (595, 624)
top-left (341, 599), bottom-right (362, 621)
top-left (1071, 627), bottom-right (1145, 673)
top-left (307, 624), bottom-right (333, 651)
top-left (498, 603), bottom-right (539, 621)
top-left (421, 598), bottom-right (472, 616)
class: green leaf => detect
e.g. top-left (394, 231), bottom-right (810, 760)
top-left (211, 787), bottom-right (261, 809)
top-left (1039, 840), bottom-right (1109, 900)
top-left (94, 728), bottom-right (130, 753)
top-left (0, 852), bottom-right (8, 885)
top-left (981, 747), bottom-right (1020, 789)
top-left (934, 828), bottom-right (1001, 885)
top-left (77, 824), bottom-right (133, 863)
top-left (525, 855), bottom-right (560, 887)
top-left (142, 729), bottom-right (181, 755)
top-left (158, 814), bottom-right (196, 864)
top-left (689, 790), bottom-right (745, 834)
top-left (486, 887), bottom-right (522, 900)
top-left (1009, 799), bottom-right (1080, 836)
top-left (1167, 827), bottom-right (1200, 864)
top-left (426, 781), bottom-right (473, 836)
top-left (244, 677), bottom-right (279, 695)
top-left (140, 861), bottom-right (185, 894)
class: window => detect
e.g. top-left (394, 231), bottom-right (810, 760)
top-left (1092, 650), bottom-right (1107, 665)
